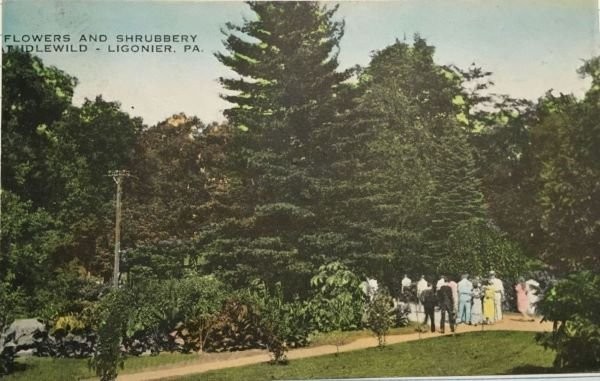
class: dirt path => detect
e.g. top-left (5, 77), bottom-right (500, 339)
top-left (117, 314), bottom-right (553, 381)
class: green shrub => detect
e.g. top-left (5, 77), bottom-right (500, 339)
top-left (366, 290), bottom-right (395, 348)
top-left (52, 314), bottom-right (87, 333)
top-left (205, 296), bottom-right (265, 352)
top-left (89, 288), bottom-right (133, 381)
top-left (536, 271), bottom-right (600, 370)
top-left (118, 276), bottom-right (230, 354)
top-left (170, 275), bottom-right (229, 352)
top-left (308, 262), bottom-right (364, 332)
top-left (250, 282), bottom-right (309, 364)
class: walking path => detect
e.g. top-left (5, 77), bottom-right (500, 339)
top-left (117, 314), bottom-right (553, 381)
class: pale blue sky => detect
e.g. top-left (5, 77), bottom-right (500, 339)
top-left (3, 0), bottom-right (599, 125)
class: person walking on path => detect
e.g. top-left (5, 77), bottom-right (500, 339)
top-left (420, 282), bottom-right (437, 332)
top-left (401, 274), bottom-right (412, 293)
top-left (471, 281), bottom-right (483, 325)
top-left (526, 278), bottom-right (540, 315)
top-left (448, 277), bottom-right (459, 315)
top-left (457, 274), bottom-right (473, 324)
top-left (489, 271), bottom-right (504, 321)
top-left (416, 275), bottom-right (428, 313)
top-left (483, 280), bottom-right (496, 324)
top-left (438, 283), bottom-right (455, 333)
top-left (515, 277), bottom-right (533, 321)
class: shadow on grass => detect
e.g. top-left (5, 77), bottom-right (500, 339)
top-left (507, 365), bottom-right (600, 375)
top-left (5, 361), bottom-right (30, 376)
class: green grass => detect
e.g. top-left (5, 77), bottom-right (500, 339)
top-left (4, 331), bottom-right (557, 381)
top-left (170, 331), bottom-right (556, 381)
top-left (308, 324), bottom-right (417, 347)
top-left (4, 351), bottom-right (205, 381)
top-left (4, 324), bottom-right (419, 381)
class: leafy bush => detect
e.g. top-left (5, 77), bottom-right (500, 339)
top-left (168, 275), bottom-right (228, 352)
top-left (0, 347), bottom-right (13, 376)
top-left (256, 284), bottom-right (290, 364)
top-left (89, 289), bottom-right (133, 381)
top-left (393, 301), bottom-right (411, 328)
top-left (49, 314), bottom-right (96, 358)
top-left (0, 281), bottom-right (25, 335)
top-left (205, 296), bottom-right (265, 352)
top-left (53, 314), bottom-right (87, 333)
top-left (125, 279), bottom-right (182, 353)
top-left (366, 290), bottom-right (395, 348)
top-left (308, 262), bottom-right (364, 332)
top-left (252, 282), bottom-right (315, 363)
top-left (115, 275), bottom-right (229, 355)
top-left (536, 271), bottom-right (600, 370)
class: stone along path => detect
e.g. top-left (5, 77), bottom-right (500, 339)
top-left (116, 314), bottom-right (553, 381)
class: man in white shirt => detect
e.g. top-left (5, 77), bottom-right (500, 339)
top-left (416, 275), bottom-right (428, 297)
top-left (436, 275), bottom-right (447, 290)
top-left (401, 274), bottom-right (412, 294)
top-left (416, 275), bottom-right (428, 313)
top-left (489, 271), bottom-right (504, 321)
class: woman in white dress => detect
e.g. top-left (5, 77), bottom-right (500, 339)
top-left (470, 281), bottom-right (483, 325)
top-left (525, 279), bottom-right (540, 315)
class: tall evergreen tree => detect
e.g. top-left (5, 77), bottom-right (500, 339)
top-left (324, 38), bottom-right (486, 282)
top-left (215, 1), bottom-right (347, 132)
top-left (424, 121), bottom-right (486, 263)
top-left (202, 2), bottom-right (349, 295)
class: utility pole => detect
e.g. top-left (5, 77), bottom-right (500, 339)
top-left (108, 169), bottom-right (130, 288)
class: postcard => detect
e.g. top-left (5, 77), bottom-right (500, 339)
top-left (2, 1), bottom-right (599, 380)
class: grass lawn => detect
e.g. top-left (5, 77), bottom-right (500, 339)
top-left (4, 351), bottom-right (205, 381)
top-left (3, 331), bottom-right (557, 381)
top-left (308, 324), bottom-right (417, 347)
top-left (170, 331), bottom-right (557, 381)
top-left (3, 325), bottom-right (418, 381)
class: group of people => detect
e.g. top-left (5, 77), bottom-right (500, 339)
top-left (400, 271), bottom-right (540, 333)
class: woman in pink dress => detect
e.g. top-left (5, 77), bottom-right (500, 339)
top-left (515, 277), bottom-right (533, 321)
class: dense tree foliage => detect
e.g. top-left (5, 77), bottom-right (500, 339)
top-left (203, 1), bottom-right (351, 296)
top-left (319, 38), bottom-right (488, 285)
top-left (1, 52), bottom-right (77, 205)
top-left (1, 52), bottom-right (141, 322)
top-left (536, 271), bottom-right (600, 369)
top-left (531, 62), bottom-right (600, 272)
top-left (439, 219), bottom-right (533, 280)
top-left (472, 59), bottom-right (600, 274)
top-left (125, 115), bottom-right (230, 245)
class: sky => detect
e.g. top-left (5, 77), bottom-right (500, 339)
top-left (3, 0), bottom-right (599, 126)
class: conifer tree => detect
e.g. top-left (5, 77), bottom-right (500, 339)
top-left (325, 38), bottom-right (486, 281)
top-left (203, 2), bottom-right (349, 295)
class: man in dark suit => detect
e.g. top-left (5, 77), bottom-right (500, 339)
top-left (438, 283), bottom-right (455, 333)
top-left (419, 282), bottom-right (437, 332)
